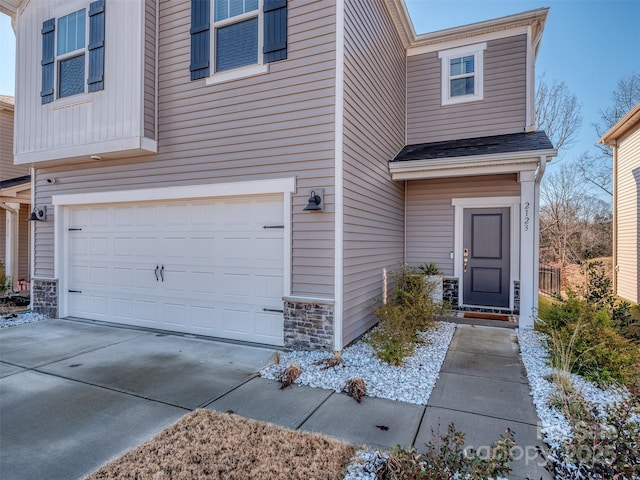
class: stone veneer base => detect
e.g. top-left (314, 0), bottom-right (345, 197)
top-left (32, 278), bottom-right (59, 318)
top-left (283, 299), bottom-right (334, 351)
top-left (443, 277), bottom-right (520, 315)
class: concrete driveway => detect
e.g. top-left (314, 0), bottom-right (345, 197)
top-left (0, 318), bottom-right (275, 480)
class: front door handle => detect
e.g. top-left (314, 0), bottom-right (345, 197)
top-left (463, 257), bottom-right (468, 273)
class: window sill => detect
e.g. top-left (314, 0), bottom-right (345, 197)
top-left (205, 64), bottom-right (269, 86)
top-left (51, 93), bottom-right (94, 110)
top-left (441, 94), bottom-right (483, 107)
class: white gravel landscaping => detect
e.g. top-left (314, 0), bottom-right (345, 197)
top-left (261, 321), bottom-right (456, 406)
top-left (517, 327), bottom-right (638, 479)
top-left (0, 310), bottom-right (49, 328)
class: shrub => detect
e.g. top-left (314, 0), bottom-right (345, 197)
top-left (368, 264), bottom-right (445, 365)
top-left (380, 423), bottom-right (516, 480)
top-left (0, 262), bottom-right (10, 295)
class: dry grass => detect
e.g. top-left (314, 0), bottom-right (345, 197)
top-left (86, 409), bottom-right (357, 480)
top-left (345, 377), bottom-right (367, 403)
top-left (314, 351), bottom-right (344, 370)
top-left (278, 363), bottom-right (301, 389)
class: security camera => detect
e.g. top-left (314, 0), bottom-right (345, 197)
top-left (46, 178), bottom-right (56, 184)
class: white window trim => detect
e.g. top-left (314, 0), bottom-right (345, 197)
top-left (438, 42), bottom-right (486, 106)
top-left (208, 0), bottom-right (266, 84)
top-left (451, 196), bottom-right (520, 311)
top-left (53, 177), bottom-right (296, 319)
top-left (55, 6), bottom-right (89, 100)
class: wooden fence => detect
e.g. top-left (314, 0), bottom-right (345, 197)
top-left (539, 265), bottom-right (562, 298)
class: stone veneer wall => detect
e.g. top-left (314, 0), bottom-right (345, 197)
top-left (283, 299), bottom-right (334, 351)
top-left (32, 278), bottom-right (58, 318)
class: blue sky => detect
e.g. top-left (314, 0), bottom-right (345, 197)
top-left (1, 1), bottom-right (639, 164)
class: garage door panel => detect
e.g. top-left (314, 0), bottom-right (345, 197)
top-left (67, 195), bottom-right (285, 345)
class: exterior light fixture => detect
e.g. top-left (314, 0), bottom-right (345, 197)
top-left (303, 189), bottom-right (323, 211)
top-left (28, 206), bottom-right (47, 222)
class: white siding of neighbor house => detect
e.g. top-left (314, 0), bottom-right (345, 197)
top-left (144, 0), bottom-right (157, 140)
top-left (341, 0), bottom-right (406, 346)
top-left (1, 105), bottom-right (27, 180)
top-left (407, 35), bottom-right (527, 144)
top-left (33, 0), bottom-right (338, 300)
top-left (13, 0), bottom-right (152, 163)
top-left (0, 211), bottom-right (5, 266)
top-left (405, 175), bottom-right (520, 275)
top-left (616, 128), bottom-right (640, 304)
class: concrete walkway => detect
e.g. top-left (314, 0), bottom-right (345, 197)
top-left (0, 318), bottom-right (549, 479)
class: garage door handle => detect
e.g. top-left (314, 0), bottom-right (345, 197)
top-left (263, 308), bottom-right (284, 313)
top-left (160, 265), bottom-right (164, 282)
top-left (155, 265), bottom-right (159, 282)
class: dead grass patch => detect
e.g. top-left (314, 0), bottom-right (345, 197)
top-left (278, 363), bottom-right (301, 389)
top-left (86, 409), bottom-right (356, 480)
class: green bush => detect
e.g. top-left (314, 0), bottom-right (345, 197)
top-left (0, 262), bottom-right (10, 295)
top-left (368, 264), bottom-right (444, 365)
top-left (381, 423), bottom-right (516, 480)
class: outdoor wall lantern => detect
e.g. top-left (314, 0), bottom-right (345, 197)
top-left (28, 206), bottom-right (47, 222)
top-left (303, 189), bottom-right (323, 212)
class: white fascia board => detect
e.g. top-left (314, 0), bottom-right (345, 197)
top-left (408, 26), bottom-right (528, 56)
top-left (52, 177), bottom-right (297, 206)
top-left (389, 149), bottom-right (557, 180)
top-left (15, 137), bottom-right (158, 165)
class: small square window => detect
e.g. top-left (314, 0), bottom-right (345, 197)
top-left (439, 43), bottom-right (486, 106)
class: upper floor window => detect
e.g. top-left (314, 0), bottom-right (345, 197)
top-left (190, 0), bottom-right (288, 84)
top-left (214, 0), bottom-right (260, 73)
top-left (57, 9), bottom-right (87, 98)
top-left (438, 42), bottom-right (486, 106)
top-left (41, 0), bottom-right (105, 105)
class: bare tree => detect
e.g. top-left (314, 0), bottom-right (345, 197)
top-left (540, 164), bottom-right (612, 267)
top-left (535, 75), bottom-right (583, 153)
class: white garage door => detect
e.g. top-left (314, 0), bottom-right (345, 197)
top-left (66, 194), bottom-right (285, 345)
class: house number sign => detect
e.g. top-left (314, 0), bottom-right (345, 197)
top-left (523, 202), bottom-right (530, 231)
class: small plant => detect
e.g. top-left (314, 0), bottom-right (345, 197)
top-left (313, 351), bottom-right (344, 370)
top-left (368, 264), bottom-right (445, 365)
top-left (277, 364), bottom-right (301, 389)
top-left (0, 262), bottom-right (11, 296)
top-left (345, 377), bottom-right (366, 403)
top-left (380, 423), bottom-right (516, 480)
top-left (272, 350), bottom-right (281, 365)
top-left (418, 261), bottom-right (441, 276)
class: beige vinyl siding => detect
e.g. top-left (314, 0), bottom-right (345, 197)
top-left (144, 0), bottom-right (157, 140)
top-left (342, 0), bottom-right (406, 345)
top-left (406, 175), bottom-right (520, 275)
top-left (0, 210), bottom-right (5, 266)
top-left (407, 35), bottom-right (527, 144)
top-left (1, 107), bottom-right (26, 180)
top-left (616, 128), bottom-right (640, 303)
top-left (33, 0), bottom-right (337, 299)
top-left (18, 203), bottom-right (30, 281)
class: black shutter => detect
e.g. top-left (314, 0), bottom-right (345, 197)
top-left (41, 18), bottom-right (55, 104)
top-left (190, 0), bottom-right (210, 80)
top-left (263, 0), bottom-right (287, 63)
top-left (88, 0), bottom-right (106, 92)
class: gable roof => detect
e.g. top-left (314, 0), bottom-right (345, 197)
top-left (599, 101), bottom-right (640, 145)
top-left (0, 95), bottom-right (14, 111)
top-left (0, 174), bottom-right (30, 189)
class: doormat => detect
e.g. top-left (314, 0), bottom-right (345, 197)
top-left (463, 312), bottom-right (511, 322)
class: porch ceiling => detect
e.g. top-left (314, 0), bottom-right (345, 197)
top-left (389, 131), bottom-right (557, 180)
top-left (0, 175), bottom-right (31, 204)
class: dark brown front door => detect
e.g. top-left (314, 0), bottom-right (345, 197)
top-left (462, 208), bottom-right (510, 308)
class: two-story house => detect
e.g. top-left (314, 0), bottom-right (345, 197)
top-left (0, 94), bottom-right (31, 292)
top-left (2, 0), bottom-right (556, 350)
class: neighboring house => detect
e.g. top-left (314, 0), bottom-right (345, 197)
top-left (600, 101), bottom-right (640, 305)
top-left (2, 0), bottom-right (556, 350)
top-left (0, 94), bottom-right (31, 292)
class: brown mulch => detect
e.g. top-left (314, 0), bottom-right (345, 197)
top-left (85, 409), bottom-right (357, 480)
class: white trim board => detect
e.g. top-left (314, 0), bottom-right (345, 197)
top-left (451, 196), bottom-right (520, 311)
